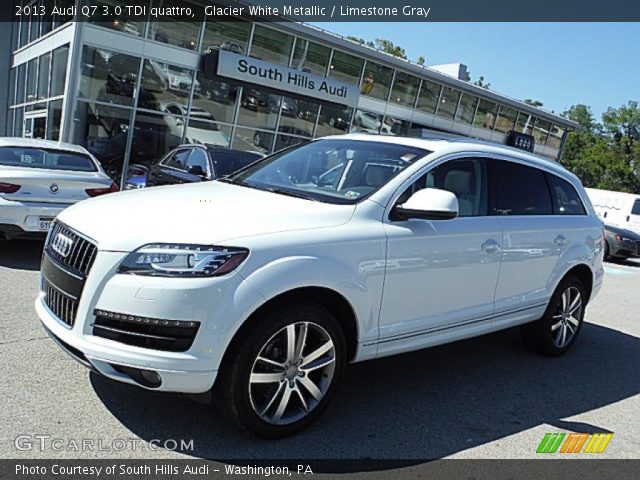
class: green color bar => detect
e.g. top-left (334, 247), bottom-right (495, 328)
top-left (537, 433), bottom-right (566, 453)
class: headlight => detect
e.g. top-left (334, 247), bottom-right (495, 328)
top-left (118, 244), bottom-right (249, 277)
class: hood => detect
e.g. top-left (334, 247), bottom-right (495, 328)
top-left (57, 181), bottom-right (355, 251)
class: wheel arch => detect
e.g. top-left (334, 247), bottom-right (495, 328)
top-left (559, 264), bottom-right (594, 304)
top-left (219, 286), bottom-right (360, 373)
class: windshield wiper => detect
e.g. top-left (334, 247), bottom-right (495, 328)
top-left (219, 178), bottom-right (318, 201)
top-left (266, 187), bottom-right (318, 202)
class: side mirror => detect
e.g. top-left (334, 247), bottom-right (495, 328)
top-left (187, 165), bottom-right (207, 177)
top-left (394, 188), bottom-right (459, 221)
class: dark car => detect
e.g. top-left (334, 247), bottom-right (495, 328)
top-left (146, 145), bottom-right (264, 187)
top-left (240, 89), bottom-right (269, 110)
top-left (603, 224), bottom-right (640, 261)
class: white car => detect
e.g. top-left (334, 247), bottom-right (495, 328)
top-left (0, 138), bottom-right (116, 240)
top-left (36, 135), bottom-right (604, 438)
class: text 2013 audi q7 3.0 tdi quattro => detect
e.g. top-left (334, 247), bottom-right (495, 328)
top-left (36, 135), bottom-right (604, 438)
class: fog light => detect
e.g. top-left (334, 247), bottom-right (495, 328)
top-left (140, 370), bottom-right (162, 387)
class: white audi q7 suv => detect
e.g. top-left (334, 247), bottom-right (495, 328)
top-left (36, 135), bottom-right (604, 438)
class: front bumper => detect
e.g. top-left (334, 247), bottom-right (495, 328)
top-left (36, 248), bottom-right (265, 394)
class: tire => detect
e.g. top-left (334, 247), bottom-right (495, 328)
top-left (604, 241), bottom-right (611, 261)
top-left (214, 302), bottom-right (346, 438)
top-left (520, 276), bottom-right (587, 356)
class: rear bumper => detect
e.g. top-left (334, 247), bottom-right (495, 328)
top-left (0, 199), bottom-right (69, 236)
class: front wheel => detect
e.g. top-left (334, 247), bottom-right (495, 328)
top-left (215, 303), bottom-right (346, 438)
top-left (521, 276), bottom-right (586, 356)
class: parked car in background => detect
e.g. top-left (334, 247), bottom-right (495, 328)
top-left (124, 164), bottom-right (150, 190)
top-left (603, 224), bottom-right (640, 261)
top-left (146, 145), bottom-right (263, 187)
top-left (253, 126), bottom-right (309, 152)
top-left (148, 60), bottom-right (200, 95)
top-left (586, 187), bottom-right (640, 235)
top-left (37, 135), bottom-right (603, 438)
top-left (241, 88), bottom-right (269, 110)
top-left (0, 138), bottom-right (117, 240)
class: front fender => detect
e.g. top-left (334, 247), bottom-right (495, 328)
top-left (238, 255), bottom-right (383, 346)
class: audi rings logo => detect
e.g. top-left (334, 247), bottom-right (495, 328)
top-left (51, 233), bottom-right (74, 258)
top-left (50, 184), bottom-right (59, 193)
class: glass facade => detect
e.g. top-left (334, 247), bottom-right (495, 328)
top-left (390, 72), bottom-right (420, 107)
top-left (5, 14), bottom-right (573, 189)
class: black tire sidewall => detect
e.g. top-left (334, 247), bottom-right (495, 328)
top-left (220, 302), bottom-right (347, 438)
top-left (539, 277), bottom-right (587, 355)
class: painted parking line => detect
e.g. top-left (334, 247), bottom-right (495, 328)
top-left (603, 264), bottom-right (638, 275)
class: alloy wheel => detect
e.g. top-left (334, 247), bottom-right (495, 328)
top-left (249, 322), bottom-right (336, 425)
top-left (551, 286), bottom-right (582, 348)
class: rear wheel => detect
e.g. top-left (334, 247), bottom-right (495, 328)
top-left (215, 302), bottom-right (346, 438)
top-left (521, 276), bottom-right (586, 356)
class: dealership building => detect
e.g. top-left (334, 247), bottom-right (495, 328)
top-left (1, 1), bottom-right (579, 186)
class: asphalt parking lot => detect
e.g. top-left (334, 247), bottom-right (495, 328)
top-left (0, 240), bottom-right (638, 464)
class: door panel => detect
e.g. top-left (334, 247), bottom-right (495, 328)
top-left (380, 217), bottom-right (503, 340)
top-left (494, 216), bottom-right (563, 312)
top-left (379, 156), bottom-right (501, 341)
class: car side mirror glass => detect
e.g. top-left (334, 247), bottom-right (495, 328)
top-left (394, 188), bottom-right (459, 221)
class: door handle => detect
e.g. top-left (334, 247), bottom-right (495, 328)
top-left (554, 235), bottom-right (569, 247)
top-left (481, 239), bottom-right (500, 253)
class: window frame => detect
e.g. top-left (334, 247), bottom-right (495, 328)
top-left (185, 147), bottom-right (213, 178)
top-left (160, 147), bottom-right (193, 172)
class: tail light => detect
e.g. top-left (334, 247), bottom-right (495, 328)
top-left (0, 182), bottom-right (21, 194)
top-left (86, 182), bottom-right (119, 198)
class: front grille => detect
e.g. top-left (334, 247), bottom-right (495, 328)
top-left (46, 221), bottom-right (98, 277)
top-left (43, 278), bottom-right (78, 327)
top-left (92, 310), bottom-right (200, 352)
top-left (41, 221), bottom-right (97, 327)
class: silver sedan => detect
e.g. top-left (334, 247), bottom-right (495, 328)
top-left (0, 138), bottom-right (116, 240)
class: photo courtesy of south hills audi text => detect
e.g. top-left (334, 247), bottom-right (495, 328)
top-left (1, 0), bottom-right (639, 479)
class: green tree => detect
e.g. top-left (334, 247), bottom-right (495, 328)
top-left (560, 102), bottom-right (640, 193)
top-left (524, 98), bottom-right (544, 108)
top-left (473, 76), bottom-right (491, 89)
top-left (345, 36), bottom-right (407, 59)
top-left (417, 56), bottom-right (426, 66)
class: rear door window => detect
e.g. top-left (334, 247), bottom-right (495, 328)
top-left (632, 199), bottom-right (640, 215)
top-left (546, 173), bottom-right (587, 215)
top-left (489, 160), bottom-right (552, 215)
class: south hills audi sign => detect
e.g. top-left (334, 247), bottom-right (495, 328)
top-left (216, 50), bottom-right (360, 107)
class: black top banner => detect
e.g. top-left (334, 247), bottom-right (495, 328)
top-left (6, 0), bottom-right (640, 22)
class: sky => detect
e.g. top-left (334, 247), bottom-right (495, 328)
top-left (310, 22), bottom-right (639, 121)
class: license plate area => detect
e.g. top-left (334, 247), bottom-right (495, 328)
top-left (39, 217), bottom-right (54, 231)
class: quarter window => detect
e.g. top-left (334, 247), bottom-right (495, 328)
top-left (546, 174), bottom-right (586, 215)
top-left (489, 160), bottom-right (552, 215)
top-left (631, 199), bottom-right (640, 215)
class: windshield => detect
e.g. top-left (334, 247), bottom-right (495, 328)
top-left (0, 147), bottom-right (98, 172)
top-left (228, 139), bottom-right (430, 204)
